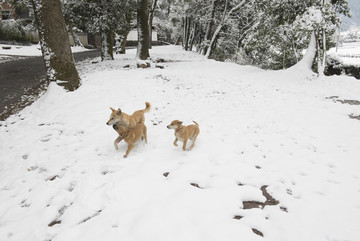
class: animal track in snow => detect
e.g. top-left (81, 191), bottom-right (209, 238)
top-left (46, 175), bottom-right (60, 181)
top-left (79, 210), bottom-right (103, 224)
top-left (20, 199), bottom-right (31, 208)
top-left (48, 203), bottom-right (73, 227)
top-left (68, 182), bottom-right (76, 192)
top-left (252, 228), bottom-right (264, 237)
top-left (190, 183), bottom-right (204, 189)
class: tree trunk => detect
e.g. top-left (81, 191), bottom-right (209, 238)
top-left (115, 33), bottom-right (128, 54)
top-left (318, 0), bottom-right (327, 76)
top-left (314, 29), bottom-right (322, 75)
top-left (136, 0), bottom-right (150, 63)
top-left (289, 30), bottom-right (316, 72)
top-left (167, 0), bottom-right (171, 15)
top-left (101, 30), bottom-right (114, 61)
top-left (188, 20), bottom-right (198, 51)
top-left (68, 24), bottom-right (83, 47)
top-left (72, 32), bottom-right (83, 47)
top-left (201, 0), bottom-right (216, 55)
top-left (148, 0), bottom-right (158, 49)
top-left (121, 35), bottom-right (128, 54)
top-left (320, 28), bottom-right (326, 77)
top-left (100, 0), bottom-right (114, 61)
top-left (183, 15), bottom-right (191, 51)
top-left (195, 22), bottom-right (203, 53)
top-left (205, 23), bottom-right (222, 58)
top-left (30, 0), bottom-right (80, 91)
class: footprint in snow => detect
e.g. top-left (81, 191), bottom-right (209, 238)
top-left (68, 182), bottom-right (76, 192)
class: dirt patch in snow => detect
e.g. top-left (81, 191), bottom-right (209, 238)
top-left (243, 185), bottom-right (279, 210)
top-left (336, 99), bottom-right (360, 105)
top-left (349, 114), bottom-right (360, 120)
top-left (326, 96), bottom-right (360, 121)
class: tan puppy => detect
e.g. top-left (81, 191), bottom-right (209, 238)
top-left (113, 122), bottom-right (148, 158)
top-left (167, 120), bottom-right (200, 151)
top-left (107, 102), bottom-right (151, 129)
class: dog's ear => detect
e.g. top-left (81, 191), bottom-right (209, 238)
top-left (178, 121), bottom-right (183, 125)
top-left (117, 108), bottom-right (122, 115)
top-left (110, 107), bottom-right (116, 112)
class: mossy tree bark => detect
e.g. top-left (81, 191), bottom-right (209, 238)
top-left (31, 0), bottom-right (80, 91)
top-left (100, 0), bottom-right (114, 61)
top-left (101, 30), bottom-right (114, 61)
top-left (136, 0), bottom-right (150, 61)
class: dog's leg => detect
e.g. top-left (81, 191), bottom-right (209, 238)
top-left (188, 135), bottom-right (197, 151)
top-left (182, 139), bottom-right (188, 151)
top-left (124, 143), bottom-right (134, 158)
top-left (144, 127), bottom-right (148, 144)
top-left (173, 138), bottom-right (178, 146)
top-left (114, 136), bottom-right (122, 150)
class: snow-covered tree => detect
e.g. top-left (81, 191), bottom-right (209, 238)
top-left (204, 0), bottom-right (255, 59)
top-left (152, 0), bottom-right (188, 45)
top-left (166, 0), bottom-right (350, 73)
top-left (240, 0), bottom-right (307, 69)
top-left (292, 0), bottom-right (350, 74)
top-left (63, 0), bottom-right (135, 61)
top-left (162, 0), bottom-right (257, 58)
top-left (30, 0), bottom-right (80, 91)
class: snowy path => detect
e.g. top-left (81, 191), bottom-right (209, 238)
top-left (1, 46), bottom-right (360, 241)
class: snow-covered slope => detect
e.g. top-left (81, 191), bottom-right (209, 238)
top-left (1, 46), bottom-right (360, 241)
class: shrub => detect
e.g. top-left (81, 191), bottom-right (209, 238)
top-left (0, 19), bottom-right (27, 42)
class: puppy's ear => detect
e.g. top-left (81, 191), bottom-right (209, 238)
top-left (117, 108), bottom-right (122, 115)
top-left (110, 107), bottom-right (116, 112)
top-left (178, 121), bottom-right (183, 125)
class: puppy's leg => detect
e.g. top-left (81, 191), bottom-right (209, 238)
top-left (144, 126), bottom-right (148, 144)
top-left (124, 143), bottom-right (134, 158)
top-left (182, 139), bottom-right (188, 151)
top-left (114, 136), bottom-right (122, 150)
top-left (173, 138), bottom-right (178, 146)
top-left (188, 135), bottom-right (198, 151)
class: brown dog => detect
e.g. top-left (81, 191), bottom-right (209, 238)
top-left (167, 120), bottom-right (200, 151)
top-left (113, 122), bottom-right (148, 158)
top-left (107, 102), bottom-right (151, 129)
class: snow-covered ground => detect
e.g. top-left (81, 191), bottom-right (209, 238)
top-left (329, 41), bottom-right (360, 66)
top-left (0, 44), bottom-right (90, 57)
top-left (1, 46), bottom-right (360, 241)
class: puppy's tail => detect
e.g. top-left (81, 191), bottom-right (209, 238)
top-left (143, 102), bottom-right (151, 113)
top-left (193, 121), bottom-right (199, 126)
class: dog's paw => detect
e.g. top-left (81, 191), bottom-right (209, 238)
top-left (173, 143), bottom-right (178, 147)
top-left (114, 145), bottom-right (118, 150)
top-left (123, 154), bottom-right (127, 158)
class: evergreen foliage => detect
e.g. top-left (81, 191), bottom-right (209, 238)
top-left (63, 0), bottom-right (136, 60)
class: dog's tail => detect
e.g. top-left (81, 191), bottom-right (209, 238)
top-left (193, 121), bottom-right (199, 126)
top-left (143, 102), bottom-right (151, 113)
